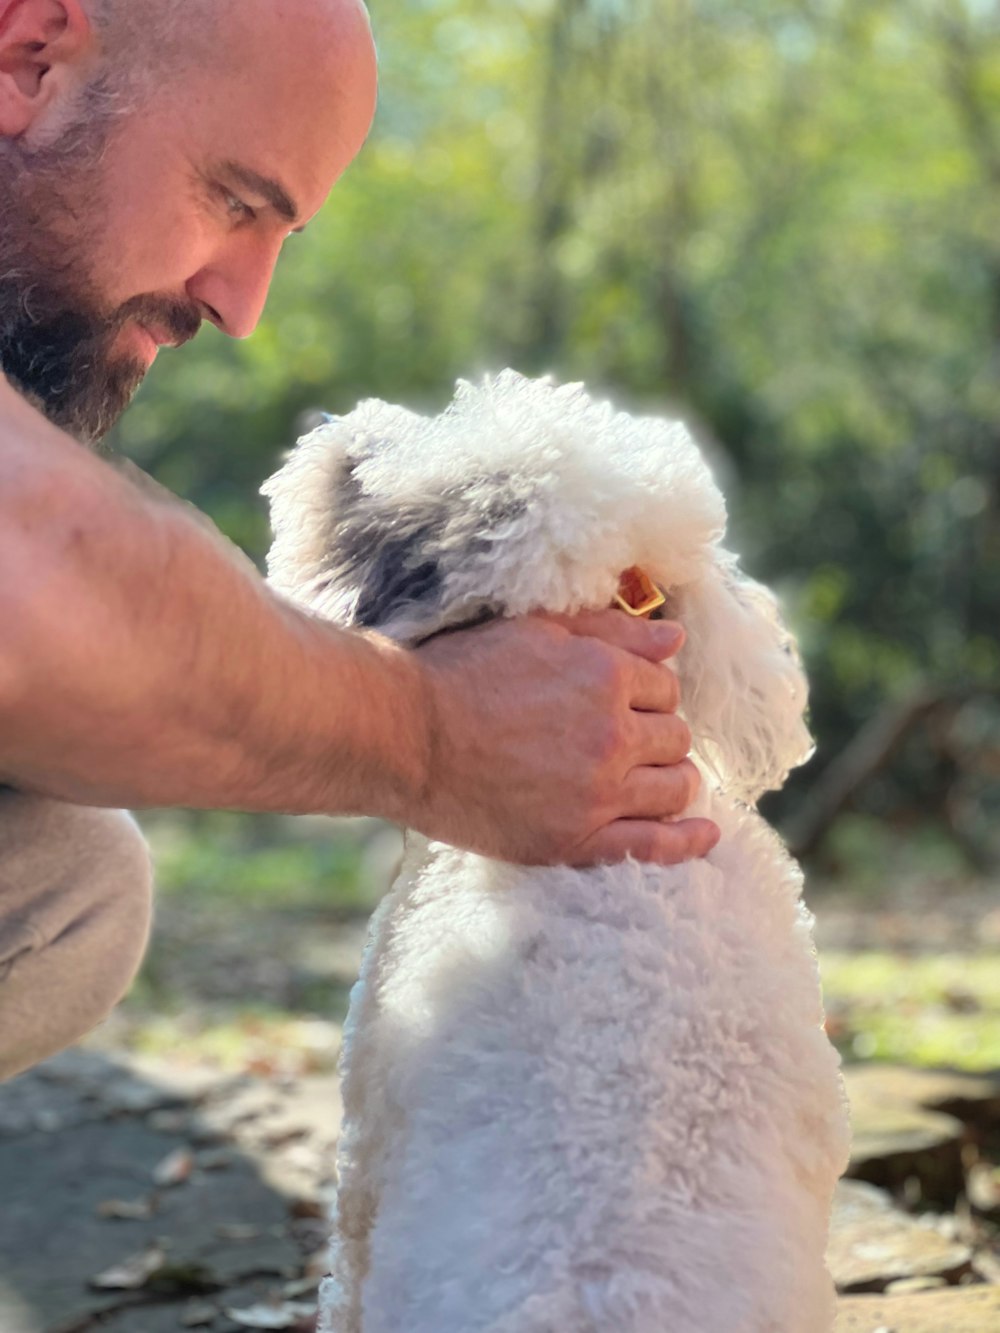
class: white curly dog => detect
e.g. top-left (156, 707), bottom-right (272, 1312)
top-left (264, 371), bottom-right (851, 1333)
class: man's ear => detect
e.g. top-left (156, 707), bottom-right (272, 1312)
top-left (0, 0), bottom-right (93, 138)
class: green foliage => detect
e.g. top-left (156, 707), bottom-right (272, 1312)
top-left (111, 0), bottom-right (1000, 856)
top-left (821, 813), bottom-right (973, 889)
top-left (141, 810), bottom-right (387, 912)
top-left (822, 950), bottom-right (1000, 1071)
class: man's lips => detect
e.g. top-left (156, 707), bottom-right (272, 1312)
top-left (137, 321), bottom-right (187, 351)
top-left (127, 322), bottom-right (160, 366)
top-left (128, 320), bottom-right (195, 367)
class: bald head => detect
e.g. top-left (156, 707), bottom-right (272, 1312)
top-left (86, 0), bottom-right (373, 110)
top-left (0, 0), bottom-right (376, 440)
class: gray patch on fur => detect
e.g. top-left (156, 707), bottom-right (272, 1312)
top-left (316, 455), bottom-right (530, 637)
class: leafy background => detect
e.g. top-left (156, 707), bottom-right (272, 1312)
top-left (100, 0), bottom-right (1000, 1074)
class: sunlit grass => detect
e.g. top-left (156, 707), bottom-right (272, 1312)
top-left (89, 1004), bottom-right (347, 1077)
top-left (822, 950), bottom-right (1000, 1071)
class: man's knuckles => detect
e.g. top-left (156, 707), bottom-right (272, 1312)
top-left (625, 710), bottom-right (692, 767)
top-left (680, 757), bottom-right (701, 804)
top-left (622, 759), bottom-right (701, 819)
top-left (629, 658), bottom-right (681, 713)
top-left (674, 716), bottom-right (693, 756)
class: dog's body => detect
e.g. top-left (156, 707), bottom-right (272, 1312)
top-left (264, 371), bottom-right (851, 1333)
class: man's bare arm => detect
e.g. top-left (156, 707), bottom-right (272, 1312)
top-left (0, 381), bottom-right (719, 865)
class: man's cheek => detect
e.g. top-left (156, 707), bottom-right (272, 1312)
top-left (102, 210), bottom-right (215, 309)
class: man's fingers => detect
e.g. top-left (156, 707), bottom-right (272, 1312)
top-left (621, 759), bottom-right (700, 818)
top-left (628, 657), bottom-right (681, 713)
top-left (549, 608), bottom-right (685, 664)
top-left (628, 712), bottom-right (692, 765)
top-left (574, 817), bottom-right (721, 867)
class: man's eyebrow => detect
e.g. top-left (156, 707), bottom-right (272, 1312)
top-left (220, 161), bottom-right (304, 229)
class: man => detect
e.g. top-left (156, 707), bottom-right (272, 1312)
top-left (0, 0), bottom-right (718, 1081)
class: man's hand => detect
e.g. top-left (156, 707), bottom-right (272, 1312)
top-left (411, 611), bottom-right (720, 866)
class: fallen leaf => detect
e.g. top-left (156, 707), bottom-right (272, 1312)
top-left (288, 1197), bottom-right (325, 1220)
top-left (148, 1260), bottom-right (220, 1296)
top-left (303, 1251), bottom-right (331, 1278)
top-left (246, 1056), bottom-right (280, 1078)
top-left (224, 1303), bottom-right (315, 1330)
top-left (152, 1146), bottom-right (195, 1187)
top-left (197, 1148), bottom-right (235, 1171)
top-left (181, 1302), bottom-right (219, 1328)
top-left (282, 1275), bottom-right (320, 1299)
top-left (968, 1162), bottom-right (1000, 1212)
top-left (90, 1244), bottom-right (166, 1290)
top-left (262, 1128), bottom-right (309, 1150)
top-left (214, 1222), bottom-right (260, 1241)
top-left (149, 1109), bottom-right (190, 1134)
top-left (96, 1196), bottom-right (155, 1221)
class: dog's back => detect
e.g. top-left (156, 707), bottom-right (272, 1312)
top-left (323, 810), bottom-right (847, 1333)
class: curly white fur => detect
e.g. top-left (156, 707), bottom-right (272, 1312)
top-left (263, 371), bottom-right (851, 1333)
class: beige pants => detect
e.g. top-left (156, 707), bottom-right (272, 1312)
top-left (0, 788), bottom-right (153, 1082)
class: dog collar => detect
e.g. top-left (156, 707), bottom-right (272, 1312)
top-left (613, 566), bottom-right (666, 618)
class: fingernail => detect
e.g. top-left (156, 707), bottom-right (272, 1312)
top-left (651, 621), bottom-right (684, 652)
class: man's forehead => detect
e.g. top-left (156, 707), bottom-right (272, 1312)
top-left (203, 0), bottom-right (377, 216)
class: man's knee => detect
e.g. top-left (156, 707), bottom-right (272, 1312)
top-left (0, 792), bottom-right (154, 1081)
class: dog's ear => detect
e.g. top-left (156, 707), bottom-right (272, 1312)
top-left (263, 418), bottom-right (358, 617)
top-left (332, 489), bottom-right (451, 635)
top-left (266, 447), bottom-right (450, 635)
top-left (264, 419), bottom-right (516, 640)
top-left (351, 525), bottom-right (443, 630)
top-left (675, 552), bottom-right (813, 805)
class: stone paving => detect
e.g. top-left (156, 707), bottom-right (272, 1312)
top-left (2, 1050), bottom-right (1000, 1332)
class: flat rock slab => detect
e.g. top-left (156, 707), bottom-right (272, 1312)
top-left (841, 1064), bottom-right (1000, 1204)
top-left (844, 1065), bottom-right (1000, 1124)
top-left (836, 1284), bottom-right (1000, 1331)
top-left (848, 1099), bottom-right (964, 1189)
top-left (829, 1181), bottom-right (973, 1293)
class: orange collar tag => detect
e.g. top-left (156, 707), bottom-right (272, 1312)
top-left (613, 566), bottom-right (666, 618)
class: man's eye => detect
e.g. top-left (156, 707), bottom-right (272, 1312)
top-left (221, 190), bottom-right (256, 224)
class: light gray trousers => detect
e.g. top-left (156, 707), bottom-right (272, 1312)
top-left (0, 787), bottom-right (153, 1082)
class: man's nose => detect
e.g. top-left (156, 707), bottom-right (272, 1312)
top-left (186, 237), bottom-right (283, 340)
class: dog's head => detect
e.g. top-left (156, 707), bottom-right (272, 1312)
top-left (263, 370), bottom-right (812, 802)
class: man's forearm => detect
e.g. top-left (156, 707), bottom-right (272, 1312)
top-left (0, 391), bottom-right (431, 819)
top-left (1, 379), bottom-right (721, 867)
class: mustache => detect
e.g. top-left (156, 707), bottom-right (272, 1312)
top-left (115, 293), bottom-right (203, 348)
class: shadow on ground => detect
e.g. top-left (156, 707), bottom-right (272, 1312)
top-left (0, 1048), bottom-right (339, 1333)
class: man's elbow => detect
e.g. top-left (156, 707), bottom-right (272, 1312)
top-left (0, 637), bottom-right (20, 723)
top-left (0, 521), bottom-right (58, 737)
top-left (0, 589), bottom-right (29, 783)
